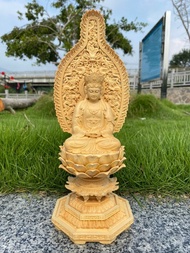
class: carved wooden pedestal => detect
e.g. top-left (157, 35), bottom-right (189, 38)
top-left (52, 193), bottom-right (134, 244)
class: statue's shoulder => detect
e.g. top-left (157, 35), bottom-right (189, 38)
top-left (77, 99), bottom-right (87, 107)
top-left (74, 99), bottom-right (87, 112)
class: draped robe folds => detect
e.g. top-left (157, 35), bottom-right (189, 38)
top-left (64, 99), bottom-right (121, 154)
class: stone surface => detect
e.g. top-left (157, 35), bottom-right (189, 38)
top-left (137, 87), bottom-right (190, 104)
top-left (0, 193), bottom-right (190, 253)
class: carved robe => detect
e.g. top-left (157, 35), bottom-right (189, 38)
top-left (64, 98), bottom-right (121, 154)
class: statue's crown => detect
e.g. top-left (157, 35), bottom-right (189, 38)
top-left (85, 73), bottom-right (104, 84)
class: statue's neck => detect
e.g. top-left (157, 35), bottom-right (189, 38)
top-left (86, 99), bottom-right (101, 104)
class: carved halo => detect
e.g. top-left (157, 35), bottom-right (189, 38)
top-left (54, 10), bottom-right (129, 134)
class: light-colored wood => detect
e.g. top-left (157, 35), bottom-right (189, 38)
top-left (52, 193), bottom-right (134, 244)
top-left (54, 9), bottom-right (129, 134)
top-left (52, 9), bottom-right (133, 244)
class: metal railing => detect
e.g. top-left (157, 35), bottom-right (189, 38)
top-left (0, 91), bottom-right (41, 99)
top-left (130, 71), bottom-right (190, 90)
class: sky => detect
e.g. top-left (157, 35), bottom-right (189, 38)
top-left (0, 0), bottom-right (189, 73)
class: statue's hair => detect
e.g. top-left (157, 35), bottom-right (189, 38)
top-left (86, 82), bottom-right (102, 89)
top-left (84, 73), bottom-right (104, 85)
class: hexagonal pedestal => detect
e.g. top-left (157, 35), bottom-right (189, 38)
top-left (52, 193), bottom-right (134, 244)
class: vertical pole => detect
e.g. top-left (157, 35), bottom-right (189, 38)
top-left (184, 71), bottom-right (186, 85)
top-left (171, 69), bottom-right (174, 88)
top-left (5, 89), bottom-right (9, 98)
top-left (161, 11), bottom-right (171, 99)
top-left (138, 42), bottom-right (142, 94)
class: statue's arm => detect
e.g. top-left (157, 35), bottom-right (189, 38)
top-left (101, 102), bottom-right (115, 137)
top-left (101, 122), bottom-right (114, 137)
top-left (71, 102), bottom-right (86, 136)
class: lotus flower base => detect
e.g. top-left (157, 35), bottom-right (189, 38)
top-left (59, 145), bottom-right (126, 179)
top-left (66, 176), bottom-right (119, 201)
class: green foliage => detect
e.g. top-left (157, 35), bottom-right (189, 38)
top-left (127, 94), bottom-right (183, 119)
top-left (27, 94), bottom-right (56, 118)
top-left (117, 118), bottom-right (190, 195)
top-left (170, 49), bottom-right (190, 68)
top-left (105, 17), bottom-right (146, 54)
top-left (0, 114), bottom-right (69, 193)
top-left (1, 0), bottom-right (146, 65)
top-left (177, 103), bottom-right (190, 111)
top-left (0, 85), bottom-right (5, 93)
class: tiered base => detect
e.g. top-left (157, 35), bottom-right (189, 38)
top-left (52, 193), bottom-right (134, 244)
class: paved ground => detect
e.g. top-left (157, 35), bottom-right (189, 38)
top-left (0, 193), bottom-right (190, 253)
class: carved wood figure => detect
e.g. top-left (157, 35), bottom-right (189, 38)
top-left (52, 9), bottom-right (134, 244)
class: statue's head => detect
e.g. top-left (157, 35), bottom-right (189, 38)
top-left (85, 73), bottom-right (104, 88)
top-left (84, 73), bottom-right (104, 102)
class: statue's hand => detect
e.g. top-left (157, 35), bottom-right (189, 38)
top-left (86, 131), bottom-right (101, 138)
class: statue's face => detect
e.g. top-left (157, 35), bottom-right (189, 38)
top-left (87, 85), bottom-right (101, 102)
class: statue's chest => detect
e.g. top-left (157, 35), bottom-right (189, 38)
top-left (84, 109), bottom-right (103, 128)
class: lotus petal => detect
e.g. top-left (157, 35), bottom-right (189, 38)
top-left (113, 164), bottom-right (125, 174)
top-left (66, 152), bottom-right (75, 161)
top-left (94, 172), bottom-right (109, 178)
top-left (58, 157), bottom-right (67, 166)
top-left (99, 154), bottom-right (110, 164)
top-left (59, 149), bottom-right (67, 160)
top-left (111, 160), bottom-right (120, 167)
top-left (119, 146), bottom-right (125, 159)
top-left (118, 157), bottom-right (126, 166)
top-left (59, 165), bottom-right (75, 175)
top-left (74, 163), bottom-right (86, 172)
top-left (59, 145), bottom-right (64, 152)
top-left (86, 169), bottom-right (99, 177)
top-left (119, 164), bottom-right (126, 170)
top-left (77, 173), bottom-right (91, 179)
top-left (111, 152), bottom-right (120, 161)
top-left (75, 154), bottom-right (88, 165)
top-left (86, 163), bottom-right (99, 170)
top-left (86, 155), bottom-right (99, 163)
top-left (66, 160), bottom-right (75, 168)
top-left (59, 164), bottom-right (66, 170)
top-left (67, 176), bottom-right (75, 182)
top-left (98, 164), bottom-right (111, 172)
top-left (109, 166), bottom-right (119, 175)
top-left (65, 166), bottom-right (76, 175)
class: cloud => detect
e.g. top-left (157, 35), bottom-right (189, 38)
top-left (0, 0), bottom-right (27, 35)
top-left (169, 38), bottom-right (189, 58)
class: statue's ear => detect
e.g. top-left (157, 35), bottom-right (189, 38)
top-left (84, 85), bottom-right (88, 98)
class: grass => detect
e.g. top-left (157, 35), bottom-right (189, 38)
top-left (116, 119), bottom-right (190, 195)
top-left (0, 94), bottom-right (190, 195)
top-left (127, 94), bottom-right (186, 119)
top-left (0, 108), bottom-right (70, 193)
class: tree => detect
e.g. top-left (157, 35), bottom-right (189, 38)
top-left (171, 0), bottom-right (190, 43)
top-left (1, 0), bottom-right (146, 65)
top-left (170, 48), bottom-right (190, 68)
